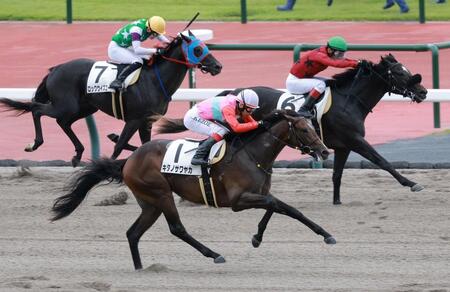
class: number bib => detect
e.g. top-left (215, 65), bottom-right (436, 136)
top-left (86, 61), bottom-right (141, 94)
top-left (276, 92), bottom-right (306, 111)
top-left (161, 139), bottom-right (226, 176)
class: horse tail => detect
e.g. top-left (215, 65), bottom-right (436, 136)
top-left (0, 98), bottom-right (33, 115)
top-left (51, 158), bottom-right (127, 221)
top-left (156, 117), bottom-right (188, 134)
top-left (0, 69), bottom-right (54, 115)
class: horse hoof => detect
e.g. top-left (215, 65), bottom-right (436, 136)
top-left (107, 133), bottom-right (119, 143)
top-left (324, 236), bottom-right (336, 245)
top-left (252, 235), bottom-right (261, 248)
top-left (71, 157), bottom-right (80, 167)
top-left (411, 184), bottom-right (424, 192)
top-left (214, 255), bottom-right (226, 264)
top-left (24, 142), bottom-right (36, 152)
top-left (333, 200), bottom-right (342, 205)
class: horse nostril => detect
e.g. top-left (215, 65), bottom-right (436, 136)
top-left (322, 150), bottom-right (330, 158)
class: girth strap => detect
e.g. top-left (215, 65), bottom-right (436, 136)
top-left (111, 91), bottom-right (125, 120)
top-left (198, 166), bottom-right (219, 208)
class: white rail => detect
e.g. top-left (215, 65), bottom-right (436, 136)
top-left (1, 88), bottom-right (449, 102)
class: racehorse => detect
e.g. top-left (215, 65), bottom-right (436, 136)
top-left (155, 54), bottom-right (428, 205)
top-left (0, 31), bottom-right (222, 167)
top-left (51, 110), bottom-right (333, 270)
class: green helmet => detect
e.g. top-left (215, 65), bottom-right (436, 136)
top-left (328, 36), bottom-right (348, 51)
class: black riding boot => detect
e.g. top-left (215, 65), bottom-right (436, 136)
top-left (191, 137), bottom-right (217, 166)
top-left (298, 95), bottom-right (318, 119)
top-left (109, 62), bottom-right (142, 91)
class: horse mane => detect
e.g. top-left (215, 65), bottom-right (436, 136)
top-left (329, 59), bottom-right (377, 88)
top-left (330, 66), bottom-right (360, 87)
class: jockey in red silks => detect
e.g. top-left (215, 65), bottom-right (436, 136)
top-left (184, 89), bottom-right (261, 166)
top-left (286, 36), bottom-right (360, 118)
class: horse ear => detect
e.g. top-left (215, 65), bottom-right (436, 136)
top-left (180, 32), bottom-right (191, 43)
top-left (388, 53), bottom-right (398, 63)
top-left (188, 30), bottom-right (194, 37)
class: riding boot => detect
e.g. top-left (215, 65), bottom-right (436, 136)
top-left (109, 62), bottom-right (142, 91)
top-left (277, 0), bottom-right (296, 11)
top-left (191, 137), bottom-right (217, 166)
top-left (298, 95), bottom-right (318, 119)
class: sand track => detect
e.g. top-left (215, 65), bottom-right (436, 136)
top-left (0, 167), bottom-right (449, 291)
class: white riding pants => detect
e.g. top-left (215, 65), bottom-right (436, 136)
top-left (108, 41), bottom-right (146, 64)
top-left (184, 106), bottom-right (229, 137)
top-left (286, 73), bottom-right (326, 95)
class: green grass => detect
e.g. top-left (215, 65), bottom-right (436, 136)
top-left (1, 0), bottom-right (449, 21)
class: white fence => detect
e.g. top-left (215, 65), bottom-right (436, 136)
top-left (1, 88), bottom-right (450, 102)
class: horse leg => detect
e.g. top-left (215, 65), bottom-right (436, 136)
top-left (126, 202), bottom-right (162, 270)
top-left (161, 196), bottom-right (225, 263)
top-left (332, 148), bottom-right (351, 205)
top-left (111, 119), bottom-right (142, 159)
top-left (25, 103), bottom-right (62, 152)
top-left (351, 137), bottom-right (423, 192)
top-left (56, 116), bottom-right (85, 167)
top-left (107, 118), bottom-right (154, 152)
top-left (107, 133), bottom-right (137, 152)
top-left (232, 192), bottom-right (336, 244)
top-left (138, 119), bottom-right (151, 144)
top-left (251, 210), bottom-right (273, 248)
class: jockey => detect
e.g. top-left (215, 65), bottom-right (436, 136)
top-left (286, 36), bottom-right (359, 118)
top-left (108, 16), bottom-right (170, 91)
top-left (184, 89), bottom-right (261, 166)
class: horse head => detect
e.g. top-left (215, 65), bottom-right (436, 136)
top-left (158, 30), bottom-right (222, 76)
top-left (376, 54), bottom-right (427, 103)
top-left (263, 110), bottom-right (330, 160)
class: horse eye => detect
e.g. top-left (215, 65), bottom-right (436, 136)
top-left (194, 46), bottom-right (203, 58)
top-left (300, 128), bottom-right (308, 133)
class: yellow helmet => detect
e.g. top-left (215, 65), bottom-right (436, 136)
top-left (147, 16), bottom-right (166, 35)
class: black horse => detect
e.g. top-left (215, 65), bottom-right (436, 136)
top-left (157, 54), bottom-right (427, 205)
top-left (0, 31), bottom-right (222, 166)
top-left (229, 55), bottom-right (428, 204)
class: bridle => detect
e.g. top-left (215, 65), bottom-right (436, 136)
top-left (228, 115), bottom-right (322, 174)
top-left (160, 35), bottom-right (211, 72)
top-left (365, 62), bottom-right (421, 102)
top-left (260, 117), bottom-right (321, 155)
top-left (343, 61), bottom-right (421, 113)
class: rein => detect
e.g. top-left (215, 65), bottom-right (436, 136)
top-left (161, 55), bottom-right (197, 68)
top-left (152, 62), bottom-right (172, 102)
top-left (228, 118), bottom-right (317, 175)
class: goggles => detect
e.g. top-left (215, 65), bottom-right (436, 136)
top-left (332, 50), bottom-right (345, 59)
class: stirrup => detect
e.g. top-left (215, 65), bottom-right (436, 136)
top-left (298, 109), bottom-right (314, 119)
top-left (191, 157), bottom-right (209, 166)
top-left (109, 80), bottom-right (124, 91)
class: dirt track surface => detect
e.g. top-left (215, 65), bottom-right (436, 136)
top-left (0, 167), bottom-right (449, 292)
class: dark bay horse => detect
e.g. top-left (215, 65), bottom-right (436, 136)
top-left (0, 32), bottom-right (222, 166)
top-left (155, 54), bottom-right (428, 205)
top-left (51, 110), bottom-right (333, 270)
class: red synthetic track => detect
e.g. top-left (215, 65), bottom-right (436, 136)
top-left (0, 21), bottom-right (449, 161)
